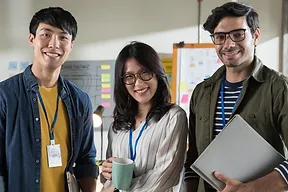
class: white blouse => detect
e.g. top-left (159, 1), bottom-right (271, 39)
top-left (102, 105), bottom-right (188, 192)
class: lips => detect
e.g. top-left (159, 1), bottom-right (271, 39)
top-left (222, 49), bottom-right (240, 60)
top-left (44, 52), bottom-right (61, 58)
top-left (134, 87), bottom-right (148, 93)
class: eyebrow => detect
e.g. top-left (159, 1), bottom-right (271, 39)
top-left (124, 68), bottom-right (148, 74)
top-left (213, 28), bottom-right (246, 34)
top-left (39, 28), bottom-right (69, 35)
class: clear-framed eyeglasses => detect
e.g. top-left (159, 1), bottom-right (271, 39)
top-left (210, 28), bottom-right (248, 45)
top-left (122, 70), bottom-right (154, 85)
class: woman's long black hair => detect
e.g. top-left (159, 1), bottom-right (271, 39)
top-left (112, 41), bottom-right (173, 132)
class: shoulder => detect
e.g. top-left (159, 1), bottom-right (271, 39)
top-left (168, 104), bottom-right (186, 116)
top-left (261, 65), bottom-right (288, 90)
top-left (162, 104), bottom-right (187, 122)
top-left (61, 77), bottom-right (92, 116)
top-left (0, 73), bottom-right (23, 89)
top-left (0, 73), bottom-right (24, 98)
top-left (62, 77), bottom-right (90, 101)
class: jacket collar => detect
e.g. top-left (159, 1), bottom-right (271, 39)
top-left (23, 64), bottom-right (69, 96)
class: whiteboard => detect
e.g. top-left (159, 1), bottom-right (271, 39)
top-left (175, 45), bottom-right (223, 116)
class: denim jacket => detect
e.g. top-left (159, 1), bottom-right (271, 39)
top-left (0, 65), bottom-right (98, 192)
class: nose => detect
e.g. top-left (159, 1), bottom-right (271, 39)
top-left (134, 74), bottom-right (144, 85)
top-left (48, 35), bottom-right (60, 49)
top-left (223, 35), bottom-right (236, 49)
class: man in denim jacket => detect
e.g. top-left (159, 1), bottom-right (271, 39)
top-left (0, 7), bottom-right (98, 192)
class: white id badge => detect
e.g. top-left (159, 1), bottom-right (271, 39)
top-left (47, 144), bottom-right (62, 168)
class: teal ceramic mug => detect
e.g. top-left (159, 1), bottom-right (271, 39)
top-left (112, 158), bottom-right (134, 190)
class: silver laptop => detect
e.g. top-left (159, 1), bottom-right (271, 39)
top-left (191, 114), bottom-right (285, 190)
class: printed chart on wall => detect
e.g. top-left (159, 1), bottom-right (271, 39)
top-left (172, 43), bottom-right (223, 116)
top-left (61, 60), bottom-right (115, 130)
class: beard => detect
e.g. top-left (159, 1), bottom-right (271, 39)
top-left (219, 47), bottom-right (243, 67)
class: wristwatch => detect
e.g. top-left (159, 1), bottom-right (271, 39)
top-left (114, 188), bottom-right (120, 192)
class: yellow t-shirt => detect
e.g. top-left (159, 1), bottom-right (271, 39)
top-left (38, 85), bottom-right (70, 192)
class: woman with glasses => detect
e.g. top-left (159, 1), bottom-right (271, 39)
top-left (100, 41), bottom-right (188, 192)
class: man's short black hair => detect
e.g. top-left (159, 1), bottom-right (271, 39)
top-left (203, 2), bottom-right (259, 35)
top-left (29, 7), bottom-right (78, 41)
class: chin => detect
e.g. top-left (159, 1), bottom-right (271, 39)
top-left (135, 98), bottom-right (152, 105)
top-left (44, 62), bottom-right (63, 70)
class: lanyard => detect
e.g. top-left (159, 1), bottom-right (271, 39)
top-left (220, 77), bottom-right (242, 128)
top-left (37, 90), bottom-right (60, 144)
top-left (129, 121), bottom-right (147, 161)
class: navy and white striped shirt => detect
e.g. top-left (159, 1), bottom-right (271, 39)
top-left (214, 79), bottom-right (242, 137)
top-left (214, 79), bottom-right (288, 185)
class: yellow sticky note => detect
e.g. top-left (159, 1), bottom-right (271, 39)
top-left (101, 78), bottom-right (110, 83)
top-left (101, 65), bottom-right (110, 70)
top-left (101, 94), bottom-right (111, 99)
top-left (101, 74), bottom-right (111, 82)
top-left (101, 83), bottom-right (111, 88)
top-left (101, 74), bottom-right (110, 78)
top-left (180, 83), bottom-right (186, 91)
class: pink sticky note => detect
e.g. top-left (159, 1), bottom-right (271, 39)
top-left (101, 102), bottom-right (111, 108)
top-left (181, 94), bottom-right (189, 104)
top-left (101, 88), bottom-right (111, 93)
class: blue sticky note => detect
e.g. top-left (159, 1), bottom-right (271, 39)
top-left (20, 62), bottom-right (29, 70)
top-left (8, 61), bottom-right (18, 71)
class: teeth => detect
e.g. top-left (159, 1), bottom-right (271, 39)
top-left (225, 50), bottom-right (238, 56)
top-left (45, 53), bottom-right (59, 57)
top-left (136, 88), bottom-right (148, 93)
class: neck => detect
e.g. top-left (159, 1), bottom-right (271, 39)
top-left (137, 102), bottom-right (152, 121)
top-left (31, 63), bottom-right (61, 88)
top-left (225, 63), bottom-right (254, 83)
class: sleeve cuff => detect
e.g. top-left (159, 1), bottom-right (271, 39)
top-left (184, 169), bottom-right (200, 181)
top-left (274, 161), bottom-right (288, 184)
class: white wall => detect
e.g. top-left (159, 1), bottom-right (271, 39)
top-left (0, 0), bottom-right (283, 81)
top-left (0, 0), bottom-right (283, 160)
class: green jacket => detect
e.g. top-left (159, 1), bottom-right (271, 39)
top-left (184, 56), bottom-right (288, 191)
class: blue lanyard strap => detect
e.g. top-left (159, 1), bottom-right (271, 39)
top-left (37, 90), bottom-right (60, 141)
top-left (129, 121), bottom-right (147, 161)
top-left (220, 77), bottom-right (242, 128)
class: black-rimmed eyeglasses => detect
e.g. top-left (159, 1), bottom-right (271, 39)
top-left (122, 70), bottom-right (154, 85)
top-left (210, 28), bottom-right (248, 45)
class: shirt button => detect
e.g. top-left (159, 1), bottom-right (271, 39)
top-left (35, 179), bottom-right (39, 183)
top-left (32, 98), bottom-right (37, 102)
top-left (35, 117), bottom-right (39, 121)
top-left (36, 160), bottom-right (39, 163)
top-left (36, 138), bottom-right (40, 142)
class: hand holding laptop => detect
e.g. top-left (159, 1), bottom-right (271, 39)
top-left (191, 115), bottom-right (285, 191)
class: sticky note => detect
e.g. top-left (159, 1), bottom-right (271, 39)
top-left (101, 74), bottom-right (111, 82)
top-left (101, 84), bottom-right (111, 88)
top-left (101, 94), bottom-right (111, 99)
top-left (101, 102), bottom-right (111, 108)
top-left (101, 65), bottom-right (111, 70)
top-left (101, 88), bottom-right (111, 93)
top-left (8, 61), bottom-right (17, 70)
top-left (101, 74), bottom-right (110, 78)
top-left (20, 62), bottom-right (29, 70)
top-left (181, 94), bottom-right (189, 104)
top-left (189, 63), bottom-right (195, 68)
top-left (180, 83), bottom-right (186, 91)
